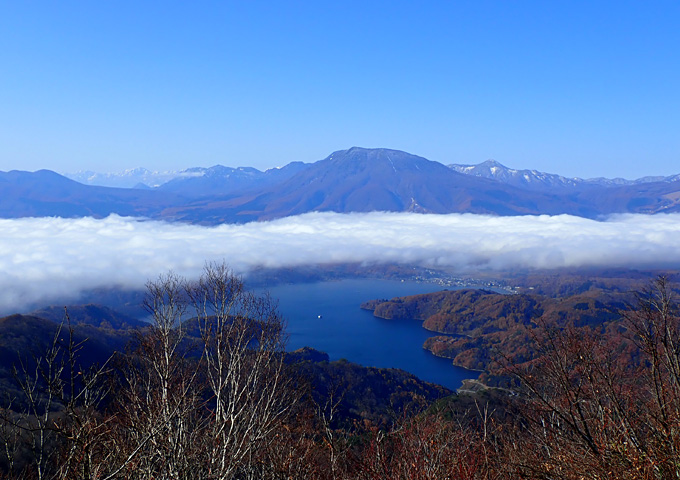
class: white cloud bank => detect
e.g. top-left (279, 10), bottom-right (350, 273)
top-left (1, 212), bottom-right (679, 312)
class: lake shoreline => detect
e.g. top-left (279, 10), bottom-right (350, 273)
top-left (264, 278), bottom-right (481, 390)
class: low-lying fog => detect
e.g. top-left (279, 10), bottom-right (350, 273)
top-left (2, 212), bottom-right (679, 312)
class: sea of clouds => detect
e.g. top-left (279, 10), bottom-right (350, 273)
top-left (1, 212), bottom-right (679, 313)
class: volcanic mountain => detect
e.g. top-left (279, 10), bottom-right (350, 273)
top-left (166, 147), bottom-right (587, 223)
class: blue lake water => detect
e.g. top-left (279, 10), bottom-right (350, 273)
top-left (260, 279), bottom-right (479, 391)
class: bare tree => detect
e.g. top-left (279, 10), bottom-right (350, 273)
top-left (109, 271), bottom-right (204, 479)
top-left (502, 276), bottom-right (680, 479)
top-left (51, 312), bottom-right (115, 480)
top-left (356, 408), bottom-right (502, 480)
top-left (97, 263), bottom-right (297, 479)
top-left (187, 262), bottom-right (297, 479)
top-left (621, 275), bottom-right (680, 477)
top-left (0, 312), bottom-right (116, 480)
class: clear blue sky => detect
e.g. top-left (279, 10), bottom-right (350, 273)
top-left (1, 1), bottom-right (678, 178)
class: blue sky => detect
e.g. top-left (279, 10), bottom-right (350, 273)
top-left (1, 1), bottom-right (678, 178)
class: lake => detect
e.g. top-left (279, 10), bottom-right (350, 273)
top-left (261, 278), bottom-right (479, 391)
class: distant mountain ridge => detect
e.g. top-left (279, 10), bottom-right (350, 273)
top-left (157, 162), bottom-right (309, 198)
top-left (0, 169), bottom-right (188, 219)
top-left (3, 147), bottom-right (680, 223)
top-left (65, 167), bottom-right (197, 188)
top-left (450, 159), bottom-right (680, 191)
top-left (65, 163), bottom-right (310, 192)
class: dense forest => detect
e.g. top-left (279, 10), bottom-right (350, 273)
top-left (362, 286), bottom-right (631, 375)
top-left (1, 264), bottom-right (680, 479)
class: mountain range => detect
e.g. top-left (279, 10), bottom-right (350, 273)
top-left (65, 163), bottom-right (310, 191)
top-left (3, 147), bottom-right (680, 223)
top-left (449, 159), bottom-right (680, 191)
top-left (67, 156), bottom-right (680, 192)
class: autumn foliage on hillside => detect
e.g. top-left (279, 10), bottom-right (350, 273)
top-left (2, 268), bottom-right (680, 479)
top-left (364, 288), bottom-right (631, 373)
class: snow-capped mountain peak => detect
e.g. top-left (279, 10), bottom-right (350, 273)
top-left (449, 160), bottom-right (679, 191)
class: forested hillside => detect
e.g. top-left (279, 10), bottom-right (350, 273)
top-left (363, 287), bottom-right (631, 372)
top-left (2, 267), bottom-right (680, 478)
